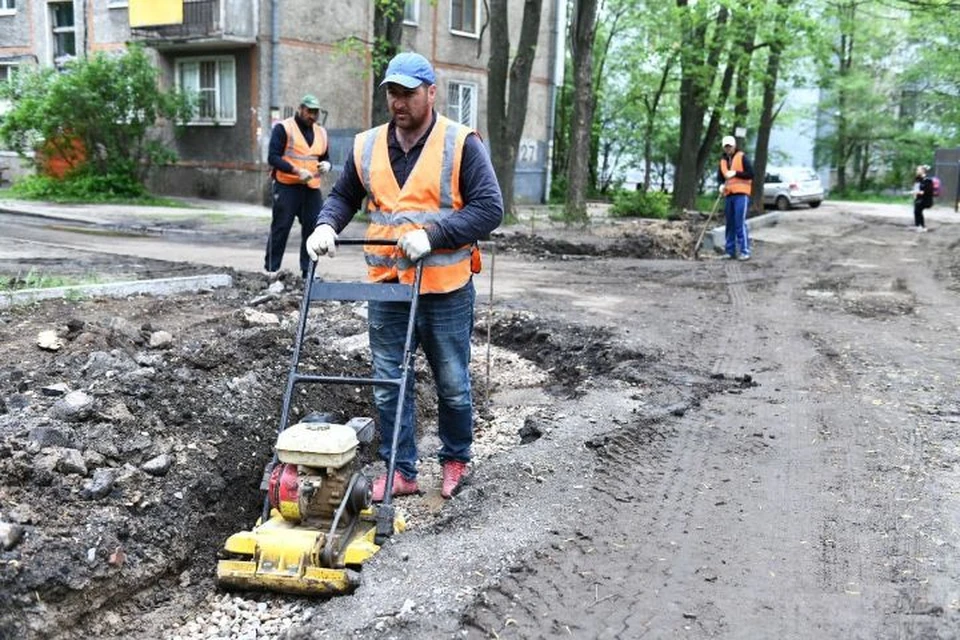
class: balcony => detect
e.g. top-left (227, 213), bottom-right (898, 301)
top-left (130, 0), bottom-right (256, 48)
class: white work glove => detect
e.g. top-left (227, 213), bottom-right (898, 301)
top-left (306, 224), bottom-right (338, 260)
top-left (724, 170), bottom-right (736, 179)
top-left (398, 229), bottom-right (432, 262)
top-left (297, 168), bottom-right (313, 183)
top-left (317, 161), bottom-right (332, 174)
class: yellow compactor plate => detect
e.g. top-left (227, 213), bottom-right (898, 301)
top-left (217, 508), bottom-right (405, 596)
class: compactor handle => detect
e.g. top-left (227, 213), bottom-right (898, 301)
top-left (335, 238), bottom-right (398, 246)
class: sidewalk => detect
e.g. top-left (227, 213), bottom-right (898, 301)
top-left (0, 196), bottom-right (271, 231)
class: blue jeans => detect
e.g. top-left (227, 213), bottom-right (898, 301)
top-left (368, 281), bottom-right (475, 480)
top-left (724, 193), bottom-right (751, 257)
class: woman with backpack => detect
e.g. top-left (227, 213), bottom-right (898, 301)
top-left (912, 164), bottom-right (934, 232)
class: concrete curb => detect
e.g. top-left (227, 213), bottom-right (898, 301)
top-left (0, 274), bottom-right (234, 308)
top-left (702, 210), bottom-right (788, 253)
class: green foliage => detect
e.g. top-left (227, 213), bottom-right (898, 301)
top-left (1, 268), bottom-right (101, 291)
top-left (0, 45), bottom-right (192, 195)
top-left (8, 173), bottom-right (184, 205)
top-left (609, 189), bottom-right (672, 219)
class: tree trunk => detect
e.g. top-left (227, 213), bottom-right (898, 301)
top-left (673, 1), bottom-right (729, 211)
top-left (751, 1), bottom-right (793, 214)
top-left (565, 0), bottom-right (600, 223)
top-left (487, 0), bottom-right (543, 218)
top-left (372, 0), bottom-right (405, 126)
top-left (642, 56), bottom-right (675, 192)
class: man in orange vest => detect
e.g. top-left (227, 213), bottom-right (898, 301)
top-left (264, 94), bottom-right (331, 279)
top-left (306, 52), bottom-right (503, 500)
top-left (718, 135), bottom-right (754, 260)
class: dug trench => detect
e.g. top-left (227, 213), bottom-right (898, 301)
top-left (0, 216), bottom-right (751, 639)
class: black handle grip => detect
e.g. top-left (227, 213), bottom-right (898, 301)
top-left (335, 238), bottom-right (397, 246)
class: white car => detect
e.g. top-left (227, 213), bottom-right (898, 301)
top-left (763, 166), bottom-right (824, 210)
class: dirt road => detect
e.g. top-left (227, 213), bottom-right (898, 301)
top-left (2, 201), bottom-right (960, 639)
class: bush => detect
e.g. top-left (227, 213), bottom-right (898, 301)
top-left (609, 189), bottom-right (672, 219)
top-left (11, 173), bottom-right (147, 202)
top-left (0, 45), bottom-right (191, 197)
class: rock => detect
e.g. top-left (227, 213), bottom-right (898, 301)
top-left (28, 425), bottom-right (79, 449)
top-left (518, 419), bottom-right (543, 444)
top-left (56, 448), bottom-right (88, 476)
top-left (50, 391), bottom-right (95, 422)
top-left (66, 318), bottom-right (85, 333)
top-left (82, 467), bottom-right (116, 500)
top-left (148, 331), bottom-right (174, 350)
top-left (6, 394), bottom-right (30, 411)
top-left (227, 371), bottom-right (258, 393)
top-left (0, 522), bottom-right (25, 550)
top-left (120, 433), bottom-right (153, 455)
top-left (108, 546), bottom-right (126, 567)
top-left (35, 450), bottom-right (61, 477)
top-left (37, 329), bottom-right (64, 351)
top-left (81, 350), bottom-right (138, 379)
top-left (83, 449), bottom-right (107, 469)
top-left (105, 316), bottom-right (145, 344)
top-left (142, 453), bottom-right (172, 476)
top-left (242, 308), bottom-right (280, 326)
top-left (267, 281), bottom-right (285, 295)
top-left (40, 382), bottom-right (71, 397)
top-left (99, 401), bottom-right (135, 424)
top-left (135, 353), bottom-right (163, 367)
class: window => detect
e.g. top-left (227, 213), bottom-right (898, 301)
top-left (403, 0), bottom-right (418, 25)
top-left (447, 81), bottom-right (477, 130)
top-left (450, 0), bottom-right (478, 36)
top-left (0, 63), bottom-right (15, 117)
top-left (176, 57), bottom-right (237, 125)
top-left (0, 63), bottom-right (16, 84)
top-left (0, 0), bottom-right (15, 16)
top-left (49, 2), bottom-right (76, 67)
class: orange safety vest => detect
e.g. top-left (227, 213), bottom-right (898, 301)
top-left (275, 118), bottom-right (328, 190)
top-left (354, 115), bottom-right (480, 294)
top-left (721, 151), bottom-right (752, 196)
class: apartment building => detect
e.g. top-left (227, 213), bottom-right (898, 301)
top-left (0, 0), bottom-right (563, 203)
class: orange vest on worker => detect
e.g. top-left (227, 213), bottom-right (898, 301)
top-left (354, 115), bottom-right (480, 294)
top-left (721, 151), bottom-right (752, 196)
top-left (275, 118), bottom-right (328, 190)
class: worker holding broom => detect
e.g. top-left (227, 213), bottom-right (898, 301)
top-left (718, 135), bottom-right (754, 260)
top-left (305, 52), bottom-right (503, 500)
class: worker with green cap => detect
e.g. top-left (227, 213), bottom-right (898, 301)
top-left (265, 94), bottom-right (331, 279)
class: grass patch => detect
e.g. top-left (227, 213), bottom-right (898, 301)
top-left (829, 191), bottom-right (908, 205)
top-left (1, 269), bottom-right (102, 291)
top-left (7, 175), bottom-right (188, 207)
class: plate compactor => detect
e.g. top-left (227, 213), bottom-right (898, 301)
top-left (217, 241), bottom-right (423, 596)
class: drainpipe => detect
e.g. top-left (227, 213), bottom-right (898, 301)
top-left (269, 0), bottom-right (279, 121)
top-left (543, 0), bottom-right (565, 204)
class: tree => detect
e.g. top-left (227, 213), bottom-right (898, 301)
top-left (371, 0), bottom-right (406, 125)
top-left (565, 0), bottom-right (601, 222)
top-left (673, 0), bottom-right (732, 211)
top-left (487, 0), bottom-right (544, 217)
top-left (0, 46), bottom-right (191, 194)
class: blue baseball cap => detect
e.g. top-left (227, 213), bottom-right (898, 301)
top-left (379, 52), bottom-right (436, 89)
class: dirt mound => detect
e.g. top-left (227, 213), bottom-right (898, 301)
top-left (493, 216), bottom-right (700, 259)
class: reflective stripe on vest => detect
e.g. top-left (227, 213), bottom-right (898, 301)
top-left (276, 118), bottom-right (328, 189)
top-left (354, 115), bottom-right (475, 294)
top-left (721, 151), bottom-right (751, 196)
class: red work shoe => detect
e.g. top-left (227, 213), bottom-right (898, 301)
top-left (371, 471), bottom-right (419, 502)
top-left (441, 460), bottom-right (469, 499)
